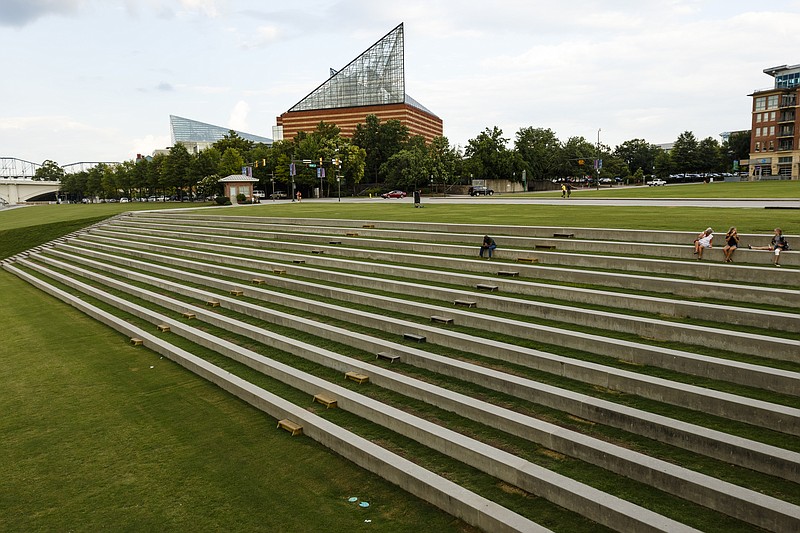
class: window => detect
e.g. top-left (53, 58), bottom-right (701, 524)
top-left (767, 95), bottom-right (779, 109)
top-left (770, 126), bottom-right (775, 136)
top-left (756, 113), bottom-right (762, 123)
top-left (755, 97), bottom-right (766, 111)
top-left (755, 142), bottom-right (761, 151)
top-left (755, 127), bottom-right (761, 137)
top-left (769, 141), bottom-right (774, 151)
top-left (770, 111), bottom-right (777, 121)
top-left (778, 156), bottom-right (792, 163)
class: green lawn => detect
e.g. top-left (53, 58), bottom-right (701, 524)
top-left (0, 198), bottom-right (795, 531)
top-left (222, 202), bottom-right (800, 235)
top-left (526, 180), bottom-right (800, 199)
top-left (0, 269), bottom-right (466, 532)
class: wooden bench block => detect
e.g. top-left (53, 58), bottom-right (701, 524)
top-left (273, 268), bottom-right (287, 275)
top-left (376, 352), bottom-right (401, 363)
top-left (157, 324), bottom-right (171, 333)
top-left (517, 257), bottom-right (539, 263)
top-left (553, 233), bottom-right (575, 238)
top-left (292, 259), bottom-right (306, 264)
top-left (476, 284), bottom-right (499, 292)
top-left (454, 299), bottom-right (477, 308)
top-left (313, 393), bottom-right (338, 409)
top-left (535, 245), bottom-right (556, 250)
top-left (251, 278), bottom-right (266, 285)
top-left (311, 250), bottom-right (324, 254)
top-left (345, 232), bottom-right (359, 237)
top-left (277, 419), bottom-right (303, 436)
top-left (497, 270), bottom-right (519, 277)
top-left (182, 312), bottom-right (196, 319)
top-left (362, 224), bottom-right (375, 228)
top-left (345, 371), bottom-right (369, 384)
top-left (229, 289), bottom-right (244, 296)
top-left (430, 315), bottom-right (454, 325)
top-left (206, 300), bottom-right (220, 307)
top-left (329, 240), bottom-right (342, 245)
top-left (403, 332), bottom-right (427, 343)
top-left (130, 337), bottom-right (143, 346)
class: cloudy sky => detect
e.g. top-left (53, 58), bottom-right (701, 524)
top-left (2, 0), bottom-right (799, 165)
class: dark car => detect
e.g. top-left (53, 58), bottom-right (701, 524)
top-left (381, 190), bottom-right (407, 199)
top-left (468, 186), bottom-right (494, 196)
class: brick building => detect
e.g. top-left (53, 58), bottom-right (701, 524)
top-left (748, 64), bottom-right (800, 180)
top-left (275, 24), bottom-right (443, 143)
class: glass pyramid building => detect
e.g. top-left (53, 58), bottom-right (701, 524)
top-left (170, 115), bottom-right (272, 150)
top-left (277, 23), bottom-right (442, 142)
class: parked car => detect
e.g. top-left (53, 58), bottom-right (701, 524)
top-left (381, 190), bottom-right (407, 199)
top-left (269, 191), bottom-right (288, 199)
top-left (119, 197), bottom-right (130, 203)
top-left (647, 178), bottom-right (667, 186)
top-left (468, 186), bottom-right (494, 196)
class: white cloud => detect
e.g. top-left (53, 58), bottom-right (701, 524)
top-left (130, 133), bottom-right (171, 157)
top-left (228, 100), bottom-right (250, 131)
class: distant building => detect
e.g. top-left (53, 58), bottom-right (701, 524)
top-left (748, 64), bottom-right (800, 180)
top-left (168, 115), bottom-right (272, 155)
top-left (275, 23), bottom-right (443, 143)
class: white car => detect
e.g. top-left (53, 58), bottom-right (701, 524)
top-left (647, 179), bottom-right (667, 186)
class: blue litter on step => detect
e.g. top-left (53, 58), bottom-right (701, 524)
top-left (359, 501), bottom-right (370, 508)
top-left (348, 497), bottom-right (358, 503)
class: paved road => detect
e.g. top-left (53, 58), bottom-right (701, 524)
top-left (316, 195), bottom-right (800, 209)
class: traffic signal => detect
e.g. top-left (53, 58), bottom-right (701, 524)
top-left (319, 157), bottom-right (323, 167)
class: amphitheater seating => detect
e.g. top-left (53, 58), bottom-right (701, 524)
top-left (4, 211), bottom-right (799, 533)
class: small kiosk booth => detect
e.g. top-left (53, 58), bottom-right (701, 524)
top-left (218, 175), bottom-right (260, 203)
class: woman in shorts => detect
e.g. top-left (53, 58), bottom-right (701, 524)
top-left (693, 227), bottom-right (713, 260)
top-left (722, 227), bottom-right (739, 263)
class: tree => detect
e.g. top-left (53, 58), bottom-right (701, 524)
top-left (213, 130), bottom-right (255, 156)
top-left (558, 136), bottom-right (597, 180)
top-left (352, 114), bottom-right (409, 182)
top-left (427, 136), bottom-right (461, 188)
top-left (721, 131), bottom-right (751, 174)
top-left (613, 139), bottom-right (661, 176)
top-left (464, 126), bottom-right (515, 181)
top-left (218, 148), bottom-right (244, 177)
top-left (115, 161), bottom-right (135, 198)
top-left (380, 146), bottom-right (428, 189)
top-left (190, 147), bottom-right (221, 197)
top-left (670, 131), bottom-right (700, 174)
top-left (653, 149), bottom-right (672, 178)
top-left (514, 127), bottom-right (561, 182)
top-left (163, 143), bottom-right (192, 197)
top-left (34, 160), bottom-right (65, 182)
top-left (696, 137), bottom-right (722, 173)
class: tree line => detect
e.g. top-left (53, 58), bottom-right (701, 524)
top-left (35, 115), bottom-right (752, 200)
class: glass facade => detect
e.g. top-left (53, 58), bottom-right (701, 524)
top-left (170, 115), bottom-right (272, 145)
top-left (776, 71), bottom-right (800, 89)
top-left (289, 24), bottom-right (406, 112)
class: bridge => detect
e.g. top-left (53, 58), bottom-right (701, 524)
top-left (0, 158), bottom-right (119, 204)
top-left (0, 179), bottom-right (60, 204)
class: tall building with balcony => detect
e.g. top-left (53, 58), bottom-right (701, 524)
top-left (748, 64), bottom-right (799, 179)
top-left (275, 24), bottom-right (443, 144)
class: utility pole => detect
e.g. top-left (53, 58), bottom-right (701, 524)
top-left (596, 128), bottom-right (601, 190)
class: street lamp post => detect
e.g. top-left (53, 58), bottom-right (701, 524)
top-left (270, 173), bottom-right (275, 201)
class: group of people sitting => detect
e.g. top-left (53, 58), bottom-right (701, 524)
top-left (694, 227), bottom-right (789, 266)
top-left (481, 229), bottom-right (790, 266)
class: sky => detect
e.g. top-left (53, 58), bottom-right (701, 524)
top-left (2, 0), bottom-right (799, 165)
